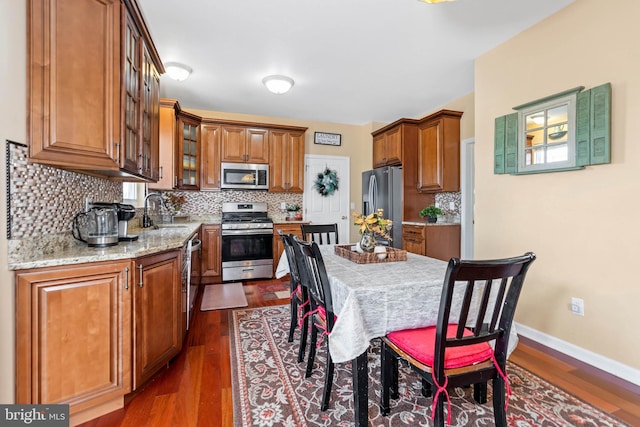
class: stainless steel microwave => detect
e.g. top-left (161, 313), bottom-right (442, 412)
top-left (220, 162), bottom-right (269, 190)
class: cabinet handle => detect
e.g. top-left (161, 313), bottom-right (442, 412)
top-left (159, 166), bottom-right (163, 179)
top-left (114, 142), bottom-right (120, 164)
top-left (124, 267), bottom-right (129, 290)
top-left (137, 265), bottom-right (143, 287)
top-left (174, 176), bottom-right (178, 187)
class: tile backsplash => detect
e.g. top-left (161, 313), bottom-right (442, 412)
top-left (7, 142), bottom-right (122, 239)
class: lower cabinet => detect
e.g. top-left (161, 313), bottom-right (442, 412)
top-left (15, 260), bottom-right (133, 423)
top-left (402, 224), bottom-right (461, 261)
top-left (273, 222), bottom-right (306, 275)
top-left (133, 250), bottom-right (182, 389)
top-left (201, 224), bottom-right (222, 284)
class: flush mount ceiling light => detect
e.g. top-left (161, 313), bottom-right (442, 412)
top-left (418, 0), bottom-right (456, 3)
top-left (262, 75), bottom-right (295, 94)
top-left (164, 62), bottom-right (192, 81)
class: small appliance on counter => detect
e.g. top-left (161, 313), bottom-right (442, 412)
top-left (115, 203), bottom-right (139, 242)
top-left (72, 202), bottom-right (119, 247)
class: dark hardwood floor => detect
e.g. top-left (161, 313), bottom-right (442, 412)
top-left (80, 279), bottom-right (640, 426)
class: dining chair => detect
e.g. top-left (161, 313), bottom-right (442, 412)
top-left (278, 230), bottom-right (310, 363)
top-left (379, 252), bottom-right (536, 426)
top-left (300, 223), bottom-right (339, 245)
top-left (292, 236), bottom-right (337, 411)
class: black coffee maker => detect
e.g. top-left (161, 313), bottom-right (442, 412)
top-left (115, 203), bottom-right (139, 242)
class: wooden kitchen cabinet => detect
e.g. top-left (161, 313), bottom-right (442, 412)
top-left (175, 112), bottom-right (202, 190)
top-left (373, 125), bottom-right (403, 168)
top-left (221, 125), bottom-right (269, 164)
top-left (27, 0), bottom-right (164, 182)
top-left (15, 260), bottom-right (132, 422)
top-left (402, 223), bottom-right (461, 261)
top-left (417, 110), bottom-right (463, 193)
top-left (149, 99), bottom-right (179, 190)
top-left (133, 250), bottom-right (182, 389)
top-left (272, 223), bottom-right (307, 274)
top-left (269, 129), bottom-right (306, 193)
top-left (201, 123), bottom-right (222, 190)
top-left (201, 224), bottom-right (222, 284)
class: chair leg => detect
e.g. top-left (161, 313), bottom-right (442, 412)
top-left (473, 381), bottom-right (487, 404)
top-left (433, 386), bottom-right (446, 427)
top-left (492, 376), bottom-right (507, 427)
top-left (288, 298), bottom-right (298, 343)
top-left (297, 308), bottom-right (309, 363)
top-left (380, 341), bottom-right (391, 415)
top-left (321, 348), bottom-right (334, 411)
top-left (305, 322), bottom-right (318, 378)
top-left (390, 355), bottom-right (399, 399)
top-left (421, 378), bottom-right (432, 398)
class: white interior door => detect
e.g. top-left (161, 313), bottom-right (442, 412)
top-left (461, 138), bottom-right (475, 259)
top-left (303, 155), bottom-right (350, 244)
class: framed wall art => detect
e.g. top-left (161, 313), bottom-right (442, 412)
top-left (314, 132), bottom-right (342, 146)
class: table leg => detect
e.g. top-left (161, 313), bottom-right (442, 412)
top-left (352, 351), bottom-right (368, 427)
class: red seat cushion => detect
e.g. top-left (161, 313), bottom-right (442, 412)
top-left (387, 324), bottom-right (494, 369)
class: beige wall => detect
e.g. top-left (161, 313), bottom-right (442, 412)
top-left (0, 1), bottom-right (25, 403)
top-left (187, 109), bottom-right (374, 242)
top-left (475, 0), bottom-right (640, 369)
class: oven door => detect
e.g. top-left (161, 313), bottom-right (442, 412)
top-left (221, 230), bottom-right (273, 281)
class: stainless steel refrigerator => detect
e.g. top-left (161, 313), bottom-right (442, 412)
top-left (362, 166), bottom-right (402, 248)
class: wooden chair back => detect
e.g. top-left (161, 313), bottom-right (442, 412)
top-left (301, 223), bottom-right (339, 245)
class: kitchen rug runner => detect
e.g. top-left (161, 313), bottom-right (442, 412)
top-left (229, 305), bottom-right (631, 427)
top-left (200, 282), bottom-right (248, 311)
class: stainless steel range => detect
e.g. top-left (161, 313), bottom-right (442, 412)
top-left (221, 202), bottom-right (274, 282)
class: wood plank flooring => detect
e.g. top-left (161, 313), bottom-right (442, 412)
top-left (80, 279), bottom-right (640, 427)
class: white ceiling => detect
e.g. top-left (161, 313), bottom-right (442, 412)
top-left (138, 0), bottom-right (574, 125)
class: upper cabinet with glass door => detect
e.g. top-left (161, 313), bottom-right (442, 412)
top-left (494, 83), bottom-right (611, 175)
top-left (176, 112), bottom-right (201, 190)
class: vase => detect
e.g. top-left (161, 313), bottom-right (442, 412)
top-left (359, 231), bottom-right (377, 253)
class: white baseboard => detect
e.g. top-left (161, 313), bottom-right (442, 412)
top-left (515, 322), bottom-right (640, 387)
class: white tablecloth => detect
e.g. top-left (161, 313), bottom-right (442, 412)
top-left (278, 245), bottom-right (519, 364)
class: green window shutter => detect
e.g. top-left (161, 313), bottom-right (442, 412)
top-left (590, 83), bottom-right (611, 164)
top-left (494, 115), bottom-right (506, 174)
top-left (575, 90), bottom-right (591, 166)
top-left (576, 83), bottom-right (611, 166)
top-left (504, 113), bottom-right (518, 174)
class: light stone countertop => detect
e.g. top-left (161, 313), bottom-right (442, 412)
top-left (8, 222), bottom-right (201, 271)
top-left (401, 221), bottom-right (461, 227)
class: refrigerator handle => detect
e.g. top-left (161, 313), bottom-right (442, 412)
top-left (370, 174), bottom-right (377, 213)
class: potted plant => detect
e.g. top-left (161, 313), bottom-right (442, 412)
top-left (286, 203), bottom-right (301, 220)
top-left (419, 205), bottom-right (443, 223)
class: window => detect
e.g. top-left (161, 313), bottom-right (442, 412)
top-left (494, 83), bottom-right (611, 175)
top-left (518, 94), bottom-right (576, 173)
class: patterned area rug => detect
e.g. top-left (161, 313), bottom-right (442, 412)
top-left (229, 305), bottom-right (630, 427)
top-left (252, 280), bottom-right (290, 301)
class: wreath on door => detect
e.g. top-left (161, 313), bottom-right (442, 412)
top-left (313, 167), bottom-right (339, 197)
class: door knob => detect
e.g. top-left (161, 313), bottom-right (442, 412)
top-left (341, 216), bottom-right (347, 220)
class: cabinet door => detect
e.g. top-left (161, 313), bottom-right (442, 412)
top-left (385, 126), bottom-right (402, 166)
top-left (221, 126), bottom-right (247, 162)
top-left (417, 120), bottom-right (443, 192)
top-left (149, 99), bottom-right (177, 190)
top-left (425, 225), bottom-right (461, 262)
top-left (201, 225), bottom-right (222, 283)
top-left (201, 124), bottom-right (221, 190)
top-left (15, 261), bottom-right (132, 412)
top-left (402, 225), bottom-right (425, 256)
top-left (176, 115), bottom-right (201, 189)
top-left (286, 132), bottom-right (305, 192)
top-left (28, 0), bottom-right (121, 169)
top-left (269, 130), bottom-right (287, 192)
top-left (246, 128), bottom-right (269, 163)
top-left (372, 134), bottom-right (387, 168)
top-left (140, 43), bottom-right (160, 180)
top-left (121, 11), bottom-right (142, 175)
top-left (134, 250), bottom-right (182, 389)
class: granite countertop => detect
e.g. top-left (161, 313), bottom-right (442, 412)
top-left (8, 222), bottom-right (201, 271)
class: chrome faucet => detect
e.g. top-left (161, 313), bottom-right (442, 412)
top-left (142, 193), bottom-right (168, 228)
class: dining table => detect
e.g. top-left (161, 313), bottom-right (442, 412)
top-left (275, 244), bottom-right (519, 427)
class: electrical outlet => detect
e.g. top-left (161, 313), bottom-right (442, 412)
top-left (280, 201), bottom-right (287, 211)
top-left (435, 202), bottom-right (440, 208)
top-left (570, 297), bottom-right (584, 316)
top-left (449, 202), bottom-right (455, 210)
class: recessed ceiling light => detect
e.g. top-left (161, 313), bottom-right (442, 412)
top-left (164, 62), bottom-right (192, 81)
top-left (262, 75), bottom-right (295, 94)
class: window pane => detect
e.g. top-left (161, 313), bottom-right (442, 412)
top-left (183, 125), bottom-right (190, 139)
top-left (547, 124), bottom-right (568, 142)
top-left (547, 144), bottom-right (568, 163)
top-left (547, 104), bottom-right (568, 126)
top-left (525, 147), bottom-right (545, 166)
top-left (526, 112), bottom-right (545, 129)
top-left (526, 129), bottom-right (544, 146)
top-left (191, 126), bottom-right (197, 140)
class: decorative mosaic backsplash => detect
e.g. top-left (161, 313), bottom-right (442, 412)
top-left (7, 142), bottom-right (122, 239)
top-left (435, 192), bottom-right (462, 218)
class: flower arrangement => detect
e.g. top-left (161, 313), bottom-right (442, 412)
top-left (352, 208), bottom-right (393, 240)
top-left (165, 192), bottom-right (186, 213)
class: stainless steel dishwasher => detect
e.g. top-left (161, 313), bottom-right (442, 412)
top-left (182, 233), bottom-right (201, 330)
